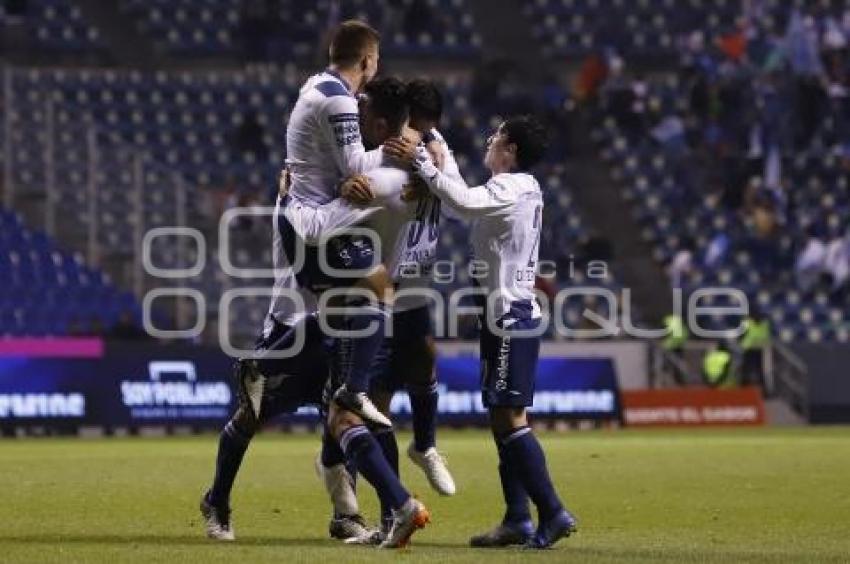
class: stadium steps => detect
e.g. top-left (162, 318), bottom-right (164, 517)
top-left (74, 0), bottom-right (156, 66)
top-left (567, 109), bottom-right (673, 323)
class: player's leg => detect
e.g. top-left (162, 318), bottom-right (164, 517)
top-left (318, 424), bottom-right (373, 541)
top-left (279, 216), bottom-right (391, 428)
top-left (201, 316), bottom-right (324, 541)
top-left (319, 334), bottom-right (395, 544)
top-left (473, 318), bottom-right (577, 549)
top-left (201, 390), bottom-right (257, 541)
top-left (468, 321), bottom-right (532, 546)
top-left (329, 265), bottom-right (395, 428)
top-left (370, 390), bottom-right (399, 537)
top-left (327, 402), bottom-right (430, 548)
top-left (489, 407), bottom-right (577, 548)
top-left (397, 316), bottom-right (456, 496)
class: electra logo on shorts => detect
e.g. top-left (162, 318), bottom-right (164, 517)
top-left (495, 337), bottom-right (511, 392)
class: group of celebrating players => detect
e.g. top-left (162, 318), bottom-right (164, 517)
top-left (199, 19), bottom-right (578, 550)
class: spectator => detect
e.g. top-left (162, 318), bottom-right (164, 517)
top-left (795, 224), bottom-right (828, 292)
top-left (703, 340), bottom-right (734, 388)
top-left (739, 307), bottom-right (771, 388)
top-left (704, 231), bottom-right (731, 269)
top-left (824, 227), bottom-right (850, 293)
top-left (668, 236), bottom-right (695, 289)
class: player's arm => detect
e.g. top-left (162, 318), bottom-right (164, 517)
top-left (431, 128), bottom-right (464, 185)
top-left (422, 129), bottom-right (446, 172)
top-left (295, 174), bottom-right (384, 243)
top-left (411, 148), bottom-right (512, 219)
top-left (323, 96), bottom-right (384, 175)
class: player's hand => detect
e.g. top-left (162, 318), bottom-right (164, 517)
top-left (401, 177), bottom-right (430, 202)
top-left (425, 139), bottom-right (445, 171)
top-left (411, 145), bottom-right (439, 180)
top-left (383, 136), bottom-right (417, 167)
top-left (340, 174), bottom-right (374, 205)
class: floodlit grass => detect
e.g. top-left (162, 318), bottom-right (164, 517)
top-left (1, 427), bottom-right (849, 563)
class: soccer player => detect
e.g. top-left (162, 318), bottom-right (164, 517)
top-left (201, 81), bottom-right (432, 547)
top-left (317, 79), bottom-right (459, 543)
top-left (401, 116), bottom-right (580, 548)
top-left (396, 81), bottom-right (462, 493)
top-left (319, 76), bottom-right (435, 548)
top-left (281, 19), bottom-right (394, 428)
top-left (317, 80), bottom-right (461, 540)
top-left (199, 165), bottom-right (385, 541)
top-left (199, 313), bottom-right (330, 541)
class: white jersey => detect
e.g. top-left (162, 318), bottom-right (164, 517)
top-left (285, 70), bottom-right (383, 207)
top-left (431, 128), bottom-right (463, 184)
top-left (266, 196), bottom-right (319, 327)
top-left (364, 166), bottom-right (442, 312)
top-left (422, 171), bottom-right (543, 322)
top-left (390, 128), bottom-right (460, 310)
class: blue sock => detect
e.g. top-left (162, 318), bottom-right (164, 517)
top-left (339, 425), bottom-right (409, 511)
top-left (321, 426), bottom-right (346, 467)
top-left (208, 420), bottom-right (252, 507)
top-left (334, 300), bottom-right (390, 393)
top-left (322, 425), bottom-right (358, 480)
top-left (409, 381), bottom-right (438, 452)
top-left (496, 442), bottom-right (531, 524)
top-left (500, 426), bottom-right (564, 522)
top-left (373, 427), bottom-right (399, 525)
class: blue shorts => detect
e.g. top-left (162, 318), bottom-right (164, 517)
top-left (368, 306), bottom-right (434, 394)
top-left (278, 198), bottom-right (377, 294)
top-left (480, 317), bottom-right (541, 408)
top-left (252, 315), bottom-right (331, 421)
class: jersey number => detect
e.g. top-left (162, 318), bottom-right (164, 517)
top-left (407, 197), bottom-right (441, 248)
top-left (527, 204), bottom-right (542, 268)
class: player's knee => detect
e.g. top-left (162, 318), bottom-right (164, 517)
top-left (489, 407), bottom-right (528, 435)
top-left (231, 406), bottom-right (259, 437)
top-left (327, 403), bottom-right (364, 440)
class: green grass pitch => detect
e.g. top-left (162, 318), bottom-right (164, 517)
top-left (1, 427), bottom-right (849, 563)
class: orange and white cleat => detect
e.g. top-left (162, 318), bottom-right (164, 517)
top-left (379, 498), bottom-right (430, 549)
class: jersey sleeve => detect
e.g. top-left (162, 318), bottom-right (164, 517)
top-left (423, 171), bottom-right (514, 220)
top-left (322, 95), bottom-right (384, 176)
top-left (285, 197), bottom-right (381, 244)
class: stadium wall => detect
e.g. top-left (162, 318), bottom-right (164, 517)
top-left (791, 344), bottom-right (850, 424)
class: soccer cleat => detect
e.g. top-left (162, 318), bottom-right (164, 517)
top-left (469, 519), bottom-right (534, 547)
top-left (328, 513), bottom-right (373, 541)
top-left (199, 494), bottom-right (235, 541)
top-left (525, 509), bottom-right (578, 549)
top-left (333, 386), bottom-right (392, 428)
top-left (407, 442), bottom-right (456, 496)
top-left (379, 498), bottom-right (431, 549)
top-left (235, 359), bottom-right (265, 421)
top-left (342, 525), bottom-right (385, 546)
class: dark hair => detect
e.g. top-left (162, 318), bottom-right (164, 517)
top-left (406, 79), bottom-right (443, 123)
top-left (502, 115), bottom-right (549, 171)
top-left (329, 20), bottom-right (380, 67)
top-left (363, 76), bottom-right (409, 134)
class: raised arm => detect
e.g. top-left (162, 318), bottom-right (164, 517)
top-left (411, 147), bottom-right (512, 219)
